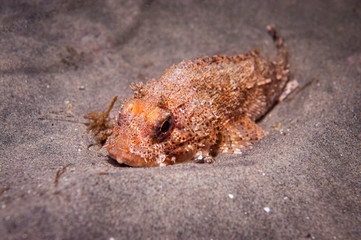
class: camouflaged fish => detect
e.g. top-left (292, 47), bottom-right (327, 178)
top-left (105, 25), bottom-right (289, 167)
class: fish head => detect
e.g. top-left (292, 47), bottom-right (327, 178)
top-left (106, 98), bottom-right (192, 167)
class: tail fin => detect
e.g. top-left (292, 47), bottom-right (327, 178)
top-left (267, 24), bottom-right (288, 70)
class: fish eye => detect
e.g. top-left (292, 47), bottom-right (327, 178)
top-left (153, 113), bottom-right (174, 142)
top-left (160, 119), bottom-right (171, 133)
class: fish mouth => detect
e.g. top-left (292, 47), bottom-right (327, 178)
top-left (106, 143), bottom-right (159, 167)
top-left (105, 131), bottom-right (160, 167)
top-left (105, 127), bottom-right (196, 167)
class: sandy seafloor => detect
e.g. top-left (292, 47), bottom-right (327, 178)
top-left (1, 0), bottom-right (360, 239)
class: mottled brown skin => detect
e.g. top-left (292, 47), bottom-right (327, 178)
top-left (106, 25), bottom-right (289, 167)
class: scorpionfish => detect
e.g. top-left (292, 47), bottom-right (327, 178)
top-left (106, 25), bottom-right (289, 167)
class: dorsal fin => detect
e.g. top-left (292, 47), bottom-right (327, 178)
top-left (217, 116), bottom-right (268, 154)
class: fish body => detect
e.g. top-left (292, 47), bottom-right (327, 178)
top-left (106, 25), bottom-right (289, 167)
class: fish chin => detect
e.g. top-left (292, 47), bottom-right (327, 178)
top-left (105, 125), bottom-right (160, 167)
top-left (106, 144), bottom-right (160, 167)
top-left (105, 125), bottom-right (199, 167)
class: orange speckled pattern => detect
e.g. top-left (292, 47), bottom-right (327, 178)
top-left (106, 25), bottom-right (289, 167)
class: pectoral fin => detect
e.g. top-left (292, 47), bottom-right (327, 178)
top-left (217, 116), bottom-right (268, 154)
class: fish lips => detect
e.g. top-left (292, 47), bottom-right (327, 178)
top-left (106, 144), bottom-right (159, 167)
top-left (105, 132), bottom-right (160, 167)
